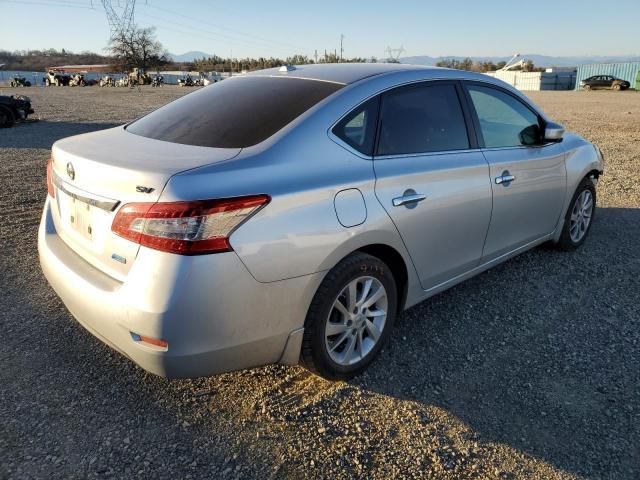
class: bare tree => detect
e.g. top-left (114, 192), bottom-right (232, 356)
top-left (107, 26), bottom-right (169, 72)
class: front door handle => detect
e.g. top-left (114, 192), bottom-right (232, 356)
top-left (392, 191), bottom-right (427, 207)
top-left (495, 171), bottom-right (516, 185)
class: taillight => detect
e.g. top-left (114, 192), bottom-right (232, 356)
top-left (46, 159), bottom-right (55, 198)
top-left (111, 195), bottom-right (270, 255)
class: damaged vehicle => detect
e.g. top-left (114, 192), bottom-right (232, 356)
top-left (69, 74), bottom-right (87, 87)
top-left (151, 75), bottom-right (164, 87)
top-left (128, 68), bottom-right (152, 86)
top-left (0, 95), bottom-right (34, 127)
top-left (10, 76), bottom-right (32, 87)
top-left (45, 70), bottom-right (71, 87)
top-left (99, 75), bottom-right (115, 87)
top-left (177, 75), bottom-right (201, 87)
top-left (580, 75), bottom-right (631, 91)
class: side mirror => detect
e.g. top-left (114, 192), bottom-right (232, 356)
top-left (544, 121), bottom-right (564, 142)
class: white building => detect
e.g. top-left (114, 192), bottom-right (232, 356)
top-left (484, 70), bottom-right (576, 91)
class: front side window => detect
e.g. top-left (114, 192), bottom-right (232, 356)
top-left (376, 83), bottom-right (470, 156)
top-left (332, 97), bottom-right (379, 155)
top-left (466, 84), bottom-right (541, 148)
top-left (127, 77), bottom-right (343, 148)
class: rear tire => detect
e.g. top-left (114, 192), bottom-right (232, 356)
top-left (0, 105), bottom-right (16, 128)
top-left (301, 252), bottom-right (397, 380)
top-left (556, 177), bottom-right (596, 251)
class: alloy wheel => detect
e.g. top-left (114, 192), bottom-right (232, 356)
top-left (324, 276), bottom-right (388, 366)
top-left (569, 190), bottom-right (593, 243)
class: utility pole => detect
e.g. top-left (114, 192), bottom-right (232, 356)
top-left (324, 49), bottom-right (327, 63)
top-left (340, 34), bottom-right (345, 62)
top-left (314, 49), bottom-right (318, 64)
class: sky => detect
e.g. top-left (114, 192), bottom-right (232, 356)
top-left (0, 0), bottom-right (638, 59)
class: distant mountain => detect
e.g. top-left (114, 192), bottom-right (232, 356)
top-left (400, 54), bottom-right (640, 68)
top-left (169, 51), bottom-right (214, 62)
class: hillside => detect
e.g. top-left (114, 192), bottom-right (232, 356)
top-left (0, 49), bottom-right (113, 71)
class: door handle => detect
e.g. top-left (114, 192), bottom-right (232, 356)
top-left (495, 171), bottom-right (516, 185)
top-left (392, 192), bottom-right (427, 207)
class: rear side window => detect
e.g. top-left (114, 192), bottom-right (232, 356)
top-left (376, 83), bottom-right (469, 156)
top-left (332, 97), bottom-right (379, 155)
top-left (127, 77), bottom-right (343, 148)
top-left (466, 85), bottom-right (541, 148)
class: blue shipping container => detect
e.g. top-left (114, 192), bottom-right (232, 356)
top-left (575, 62), bottom-right (640, 90)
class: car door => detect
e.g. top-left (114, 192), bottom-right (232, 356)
top-left (597, 76), bottom-right (610, 89)
top-left (604, 76), bottom-right (615, 88)
top-left (373, 81), bottom-right (493, 291)
top-left (463, 82), bottom-right (566, 262)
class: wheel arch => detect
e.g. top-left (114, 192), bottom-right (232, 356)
top-left (356, 244), bottom-right (409, 315)
top-left (553, 143), bottom-right (603, 244)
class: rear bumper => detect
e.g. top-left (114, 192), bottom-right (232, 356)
top-left (38, 198), bottom-right (322, 378)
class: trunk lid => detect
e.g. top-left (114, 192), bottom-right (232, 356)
top-left (50, 127), bottom-right (241, 280)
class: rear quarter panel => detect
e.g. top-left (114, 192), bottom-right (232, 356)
top-left (553, 133), bottom-right (603, 240)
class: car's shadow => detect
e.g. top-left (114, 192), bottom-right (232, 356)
top-left (351, 206), bottom-right (640, 478)
top-left (0, 120), bottom-right (120, 149)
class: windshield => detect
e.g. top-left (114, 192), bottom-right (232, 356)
top-left (126, 76), bottom-right (343, 148)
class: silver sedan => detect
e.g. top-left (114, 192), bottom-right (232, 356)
top-left (39, 64), bottom-right (603, 379)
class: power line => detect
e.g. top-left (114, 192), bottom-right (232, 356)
top-left (136, 11), bottom-right (304, 56)
top-left (136, 17), bottom-right (296, 60)
top-left (0, 0), bottom-right (96, 9)
top-left (141, 3), bottom-right (303, 53)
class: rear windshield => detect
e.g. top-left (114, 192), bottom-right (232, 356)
top-left (126, 76), bottom-right (343, 148)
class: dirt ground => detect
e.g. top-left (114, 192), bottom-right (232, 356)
top-left (1, 86), bottom-right (639, 480)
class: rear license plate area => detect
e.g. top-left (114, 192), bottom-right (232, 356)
top-left (59, 193), bottom-right (95, 241)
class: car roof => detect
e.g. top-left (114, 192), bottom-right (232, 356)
top-left (245, 63), bottom-right (438, 85)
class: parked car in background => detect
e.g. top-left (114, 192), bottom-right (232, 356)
top-left (580, 75), bottom-right (630, 91)
top-left (0, 95), bottom-right (34, 127)
top-left (115, 76), bottom-right (129, 87)
top-left (99, 75), bottom-right (115, 87)
top-left (45, 70), bottom-right (71, 86)
top-left (128, 68), bottom-right (152, 86)
top-left (177, 75), bottom-right (200, 87)
top-left (39, 64), bottom-right (604, 380)
top-left (68, 74), bottom-right (87, 87)
top-left (10, 76), bottom-right (31, 87)
top-left (151, 75), bottom-right (164, 87)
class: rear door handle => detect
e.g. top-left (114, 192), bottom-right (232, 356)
top-left (495, 171), bottom-right (516, 185)
top-left (392, 192), bottom-right (427, 207)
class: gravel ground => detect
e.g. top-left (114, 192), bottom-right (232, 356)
top-left (1, 86), bottom-right (639, 480)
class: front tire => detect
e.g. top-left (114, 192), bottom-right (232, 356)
top-left (612, 84), bottom-right (621, 91)
top-left (557, 177), bottom-right (596, 251)
top-left (582, 84), bottom-right (591, 91)
top-left (301, 252), bottom-right (397, 380)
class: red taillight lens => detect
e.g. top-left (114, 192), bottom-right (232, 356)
top-left (111, 195), bottom-right (270, 255)
top-left (46, 159), bottom-right (55, 198)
